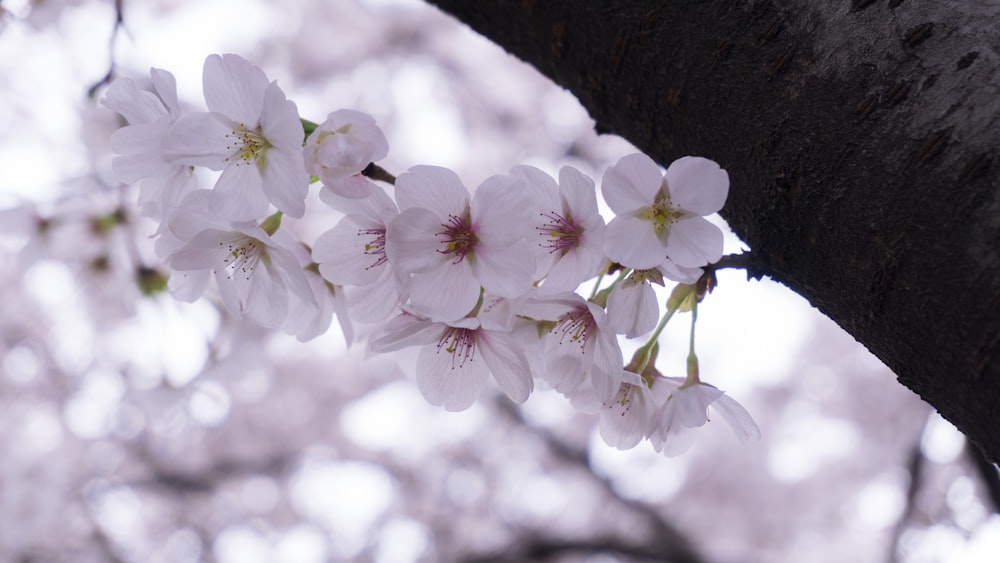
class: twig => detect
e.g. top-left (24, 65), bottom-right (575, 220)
top-left (703, 251), bottom-right (767, 281)
top-left (86, 0), bottom-right (126, 98)
top-left (362, 162), bottom-right (397, 185)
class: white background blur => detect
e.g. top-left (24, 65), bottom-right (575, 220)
top-left (0, 0), bottom-right (997, 561)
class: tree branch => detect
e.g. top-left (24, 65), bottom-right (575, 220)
top-left (425, 0), bottom-right (1000, 461)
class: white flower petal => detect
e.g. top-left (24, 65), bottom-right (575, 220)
top-left (313, 219), bottom-right (386, 286)
top-left (665, 216), bottom-right (724, 267)
top-left (606, 279), bottom-right (658, 337)
top-left (102, 77), bottom-right (167, 124)
top-left (167, 230), bottom-right (231, 270)
top-left (472, 174), bottom-right (531, 243)
top-left (602, 153), bottom-right (664, 213)
top-left (712, 394), bottom-right (761, 443)
top-left (603, 214), bottom-right (666, 269)
top-left (665, 156), bottom-right (729, 215)
top-left (479, 332), bottom-right (533, 404)
top-left (210, 164), bottom-right (270, 220)
top-left (321, 176), bottom-right (377, 199)
top-left (163, 112), bottom-right (237, 169)
top-left (395, 165), bottom-right (469, 217)
top-left (260, 147), bottom-right (308, 218)
top-left (673, 384), bottom-right (723, 428)
top-left (538, 244), bottom-right (602, 294)
top-left (407, 261), bottom-right (480, 322)
top-left (245, 262), bottom-right (288, 327)
top-left (385, 208), bottom-right (450, 274)
top-left (344, 270), bottom-right (402, 323)
top-left (416, 334), bottom-right (489, 411)
top-left (599, 382), bottom-right (651, 450)
top-left (471, 241), bottom-right (534, 299)
top-left (259, 82), bottom-right (304, 149)
top-left (110, 123), bottom-right (176, 182)
top-left (559, 165), bottom-right (600, 220)
top-left (512, 164), bottom-right (560, 212)
top-left (369, 313), bottom-right (439, 353)
top-left (150, 67), bottom-right (180, 117)
top-left (202, 53), bottom-right (268, 124)
top-left (320, 185), bottom-right (398, 224)
top-left (653, 421), bottom-right (699, 456)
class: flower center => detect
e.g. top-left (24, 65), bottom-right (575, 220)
top-left (437, 326), bottom-right (477, 368)
top-left (637, 186), bottom-right (684, 238)
top-left (552, 305), bottom-right (596, 353)
top-left (436, 213), bottom-right (478, 264)
top-left (628, 268), bottom-right (665, 287)
top-left (358, 227), bottom-right (388, 271)
top-left (219, 236), bottom-right (265, 280)
top-left (224, 123), bottom-right (270, 167)
top-left (612, 382), bottom-right (639, 414)
top-left (536, 210), bottom-right (582, 255)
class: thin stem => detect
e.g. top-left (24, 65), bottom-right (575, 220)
top-left (684, 300), bottom-right (700, 386)
top-left (588, 273), bottom-right (605, 300)
top-left (631, 299), bottom-right (682, 374)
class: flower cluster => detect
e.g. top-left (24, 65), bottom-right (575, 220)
top-left (103, 54), bottom-right (758, 454)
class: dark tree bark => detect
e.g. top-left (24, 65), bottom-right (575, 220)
top-left (426, 1), bottom-right (1000, 461)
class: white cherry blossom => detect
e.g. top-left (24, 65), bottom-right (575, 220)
top-left (511, 164), bottom-right (606, 294)
top-left (370, 302), bottom-right (533, 411)
top-left (603, 153), bottom-right (728, 269)
top-left (648, 376), bottom-right (760, 456)
top-left (305, 109), bottom-right (389, 199)
top-left (529, 293), bottom-right (623, 404)
top-left (606, 262), bottom-right (701, 337)
top-left (163, 54), bottom-right (309, 220)
top-left (598, 370), bottom-right (671, 450)
top-left (312, 187), bottom-right (404, 323)
top-left (386, 166), bottom-right (534, 322)
top-left (162, 192), bottom-right (315, 328)
top-left (101, 68), bottom-right (196, 218)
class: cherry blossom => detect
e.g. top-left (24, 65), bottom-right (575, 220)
top-left (312, 187), bottom-right (404, 323)
top-left (386, 166), bottom-right (534, 322)
top-left (648, 376), bottom-right (760, 456)
top-left (602, 153), bottom-right (728, 269)
top-left (161, 192), bottom-right (315, 328)
top-left (163, 54), bottom-right (310, 220)
top-left (305, 109), bottom-right (389, 199)
top-left (598, 370), bottom-right (670, 450)
top-left (530, 293), bottom-right (623, 404)
top-left (511, 164), bottom-right (606, 294)
top-left (101, 68), bottom-right (196, 218)
top-left (605, 262), bottom-right (700, 338)
top-left (98, 52), bottom-right (762, 460)
top-left (370, 302), bottom-right (533, 411)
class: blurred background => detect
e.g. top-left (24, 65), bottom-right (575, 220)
top-left (0, 0), bottom-right (997, 561)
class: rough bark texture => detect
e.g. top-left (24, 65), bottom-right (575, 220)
top-left (426, 1), bottom-right (1000, 461)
